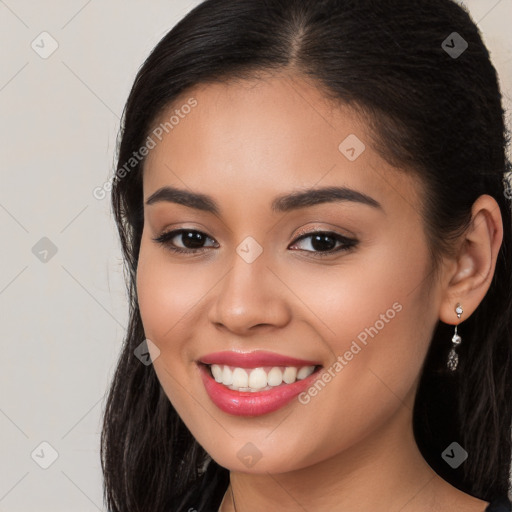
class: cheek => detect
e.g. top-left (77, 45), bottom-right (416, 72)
top-left (279, 240), bottom-right (431, 391)
top-left (135, 242), bottom-right (206, 418)
top-left (136, 242), bottom-right (207, 344)
top-left (282, 243), bottom-right (425, 342)
top-left (273, 267), bottom-right (431, 470)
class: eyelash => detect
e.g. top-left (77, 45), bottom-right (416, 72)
top-left (152, 228), bottom-right (358, 257)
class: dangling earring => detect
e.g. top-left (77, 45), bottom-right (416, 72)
top-left (447, 303), bottom-right (463, 371)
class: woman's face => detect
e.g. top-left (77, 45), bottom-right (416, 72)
top-left (136, 73), bottom-right (444, 473)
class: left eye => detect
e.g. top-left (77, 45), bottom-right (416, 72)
top-left (152, 229), bottom-right (358, 256)
top-left (289, 231), bottom-right (358, 255)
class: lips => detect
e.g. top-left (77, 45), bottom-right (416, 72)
top-left (197, 351), bottom-right (323, 416)
top-left (199, 350), bottom-right (321, 368)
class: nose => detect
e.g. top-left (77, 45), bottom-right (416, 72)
top-left (208, 247), bottom-right (292, 335)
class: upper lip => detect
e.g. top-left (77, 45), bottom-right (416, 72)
top-left (198, 350), bottom-right (322, 368)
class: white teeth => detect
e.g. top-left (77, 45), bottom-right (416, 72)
top-left (283, 366), bottom-right (297, 384)
top-left (267, 367), bottom-right (283, 387)
top-left (231, 368), bottom-right (249, 388)
top-left (211, 364), bottom-right (223, 382)
top-left (222, 366), bottom-right (233, 385)
top-left (297, 366), bottom-right (315, 380)
top-left (208, 364), bottom-right (318, 391)
top-left (248, 368), bottom-right (268, 389)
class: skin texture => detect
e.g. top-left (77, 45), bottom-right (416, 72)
top-left (135, 72), bottom-right (503, 511)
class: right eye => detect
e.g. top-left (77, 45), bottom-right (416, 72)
top-left (152, 229), bottom-right (219, 254)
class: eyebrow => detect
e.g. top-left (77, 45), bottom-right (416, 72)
top-left (145, 185), bottom-right (383, 214)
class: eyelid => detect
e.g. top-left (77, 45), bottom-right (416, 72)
top-left (292, 224), bottom-right (355, 240)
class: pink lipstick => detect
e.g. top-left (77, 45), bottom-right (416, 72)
top-left (197, 351), bottom-right (322, 416)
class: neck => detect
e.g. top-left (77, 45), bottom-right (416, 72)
top-left (220, 403), bottom-right (450, 512)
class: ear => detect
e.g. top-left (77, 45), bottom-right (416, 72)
top-left (439, 194), bottom-right (504, 326)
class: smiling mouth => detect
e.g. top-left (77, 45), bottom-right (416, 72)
top-left (201, 363), bottom-right (323, 392)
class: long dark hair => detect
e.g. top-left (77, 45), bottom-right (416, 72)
top-left (101, 0), bottom-right (512, 510)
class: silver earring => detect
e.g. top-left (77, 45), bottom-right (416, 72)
top-left (447, 303), bottom-right (463, 371)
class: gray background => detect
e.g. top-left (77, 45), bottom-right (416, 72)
top-left (0, 1), bottom-right (511, 510)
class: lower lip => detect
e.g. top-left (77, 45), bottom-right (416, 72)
top-left (198, 364), bottom-right (321, 416)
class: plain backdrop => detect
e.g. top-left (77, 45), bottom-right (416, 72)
top-left (0, 1), bottom-right (511, 510)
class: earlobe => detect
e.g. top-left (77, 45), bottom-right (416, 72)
top-left (439, 194), bottom-right (504, 325)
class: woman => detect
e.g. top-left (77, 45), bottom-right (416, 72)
top-left (101, 0), bottom-right (512, 510)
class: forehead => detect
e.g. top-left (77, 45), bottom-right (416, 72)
top-left (142, 74), bottom-right (423, 212)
